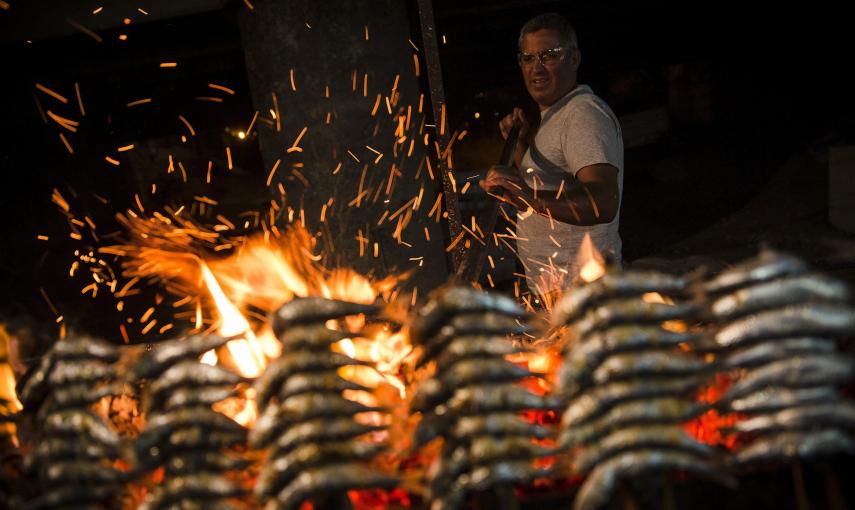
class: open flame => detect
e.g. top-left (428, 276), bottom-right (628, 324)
top-left (577, 233), bottom-right (605, 283)
top-left (200, 262), bottom-right (268, 378)
top-left (0, 325), bottom-right (23, 444)
top-left (148, 227), bottom-right (410, 427)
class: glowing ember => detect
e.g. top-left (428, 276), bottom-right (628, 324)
top-left (685, 373), bottom-right (743, 449)
top-left (577, 233), bottom-right (605, 283)
top-left (0, 325), bottom-right (22, 444)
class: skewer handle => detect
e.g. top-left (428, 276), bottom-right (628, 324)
top-left (662, 476), bottom-right (677, 510)
top-left (820, 462), bottom-right (847, 510)
top-left (619, 483), bottom-right (639, 510)
top-left (314, 491), bottom-right (353, 510)
top-left (479, 485), bottom-right (520, 510)
top-left (791, 461), bottom-right (811, 510)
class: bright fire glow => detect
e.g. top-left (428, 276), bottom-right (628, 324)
top-left (200, 263), bottom-right (266, 378)
top-left (112, 213), bottom-right (412, 427)
top-left (0, 325), bottom-right (22, 444)
top-left (577, 233), bottom-right (605, 283)
top-left (160, 228), bottom-right (409, 426)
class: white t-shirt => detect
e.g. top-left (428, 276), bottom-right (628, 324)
top-left (516, 85), bottom-right (624, 293)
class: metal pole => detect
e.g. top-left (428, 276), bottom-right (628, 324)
top-left (416, 0), bottom-right (465, 272)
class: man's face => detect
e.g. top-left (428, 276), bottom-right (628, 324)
top-left (520, 29), bottom-right (579, 110)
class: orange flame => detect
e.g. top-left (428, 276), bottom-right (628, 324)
top-left (577, 233), bottom-right (605, 283)
top-left (0, 325), bottom-right (22, 444)
top-left (114, 214), bottom-right (411, 428)
top-left (176, 229), bottom-right (407, 426)
top-left (200, 262), bottom-right (268, 378)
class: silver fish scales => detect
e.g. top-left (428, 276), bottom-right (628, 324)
top-left (254, 297), bottom-right (397, 510)
top-left (560, 325), bottom-right (698, 378)
top-left (714, 303), bottom-right (855, 348)
top-left (256, 441), bottom-right (385, 498)
top-left (721, 336), bottom-right (837, 370)
top-left (271, 297), bottom-right (377, 333)
top-left (727, 386), bottom-right (839, 415)
top-left (139, 473), bottom-right (244, 510)
top-left (52, 334), bottom-right (119, 362)
top-left (410, 358), bottom-right (538, 412)
top-left (572, 298), bottom-right (699, 337)
top-left (591, 350), bottom-right (711, 384)
top-left (253, 351), bottom-right (369, 411)
top-left (733, 428), bottom-right (855, 465)
top-left (720, 354), bottom-right (855, 402)
top-left (408, 285), bottom-right (555, 510)
top-left (704, 251), bottom-right (855, 468)
top-left (20, 335), bottom-right (125, 510)
top-left (409, 286), bottom-right (524, 347)
top-left (433, 334), bottom-right (531, 370)
top-left (730, 402), bottom-right (855, 435)
top-left (572, 449), bottom-right (735, 510)
top-left (553, 270), bottom-right (690, 327)
top-left (276, 323), bottom-right (349, 351)
top-left (561, 377), bottom-right (705, 426)
top-left (269, 417), bottom-right (384, 459)
top-left (416, 312), bottom-right (532, 368)
top-left (130, 333), bottom-right (234, 380)
top-left (134, 335), bottom-right (251, 510)
top-left (710, 272), bottom-right (851, 320)
top-left (265, 462), bottom-right (398, 510)
top-left (703, 249), bottom-right (808, 295)
top-left (572, 425), bottom-right (715, 474)
top-left (560, 397), bottom-right (706, 448)
top-left (557, 268), bottom-right (726, 510)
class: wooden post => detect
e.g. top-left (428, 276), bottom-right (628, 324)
top-left (415, 0), bottom-right (465, 272)
top-left (820, 463), bottom-right (847, 510)
top-left (791, 461), bottom-right (811, 510)
top-left (314, 492), bottom-right (353, 510)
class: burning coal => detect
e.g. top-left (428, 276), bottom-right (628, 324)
top-left (3, 247), bottom-right (854, 510)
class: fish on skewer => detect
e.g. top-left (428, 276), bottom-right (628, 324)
top-left (733, 428), bottom-right (855, 465)
top-left (710, 273), bottom-right (851, 320)
top-left (719, 355), bottom-right (855, 403)
top-left (409, 287), bottom-right (524, 346)
top-left (572, 449), bottom-right (735, 510)
top-left (714, 303), bottom-right (855, 348)
top-left (721, 337), bottom-right (836, 370)
top-left (703, 249), bottom-right (808, 296)
top-left (271, 298), bottom-right (378, 334)
top-left (553, 271), bottom-right (690, 326)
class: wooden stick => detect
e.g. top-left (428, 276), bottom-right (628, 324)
top-left (619, 483), bottom-right (639, 510)
top-left (820, 462), bottom-right (847, 510)
top-left (313, 492), bottom-right (353, 510)
top-left (791, 461), bottom-right (811, 510)
top-left (478, 485), bottom-right (520, 510)
top-left (662, 476), bottom-right (677, 510)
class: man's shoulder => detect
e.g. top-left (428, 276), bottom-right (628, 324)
top-left (559, 87), bottom-right (614, 116)
top-left (553, 88), bottom-right (619, 130)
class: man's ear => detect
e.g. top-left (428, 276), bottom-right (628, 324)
top-left (570, 48), bottom-right (582, 71)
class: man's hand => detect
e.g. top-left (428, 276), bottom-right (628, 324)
top-left (498, 108), bottom-right (530, 170)
top-left (478, 164), bottom-right (536, 211)
top-left (499, 108), bottom-right (530, 140)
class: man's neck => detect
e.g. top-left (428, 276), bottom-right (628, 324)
top-left (538, 83), bottom-right (579, 111)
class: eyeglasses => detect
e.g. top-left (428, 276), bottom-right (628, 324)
top-left (517, 47), bottom-right (567, 68)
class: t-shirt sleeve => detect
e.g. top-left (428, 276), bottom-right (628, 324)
top-left (560, 100), bottom-right (622, 176)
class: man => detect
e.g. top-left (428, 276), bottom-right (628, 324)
top-left (479, 13), bottom-right (623, 295)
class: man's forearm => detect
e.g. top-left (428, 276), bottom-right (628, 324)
top-left (529, 180), bottom-right (616, 226)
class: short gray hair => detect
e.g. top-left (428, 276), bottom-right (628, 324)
top-left (518, 13), bottom-right (578, 51)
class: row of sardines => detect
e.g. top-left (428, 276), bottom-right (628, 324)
top-left (0, 248), bottom-right (854, 509)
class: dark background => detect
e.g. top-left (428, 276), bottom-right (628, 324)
top-left (1, 0), bottom-right (854, 342)
top-left (1, 3), bottom-right (855, 508)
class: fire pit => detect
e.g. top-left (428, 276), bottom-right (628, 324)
top-left (2, 247), bottom-right (855, 510)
